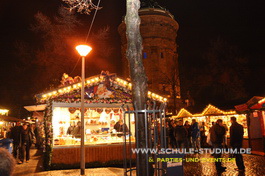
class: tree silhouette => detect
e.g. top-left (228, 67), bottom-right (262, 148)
top-left (16, 6), bottom-right (112, 94)
top-left (186, 38), bottom-right (249, 107)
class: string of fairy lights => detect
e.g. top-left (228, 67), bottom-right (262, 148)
top-left (175, 104), bottom-right (236, 118)
top-left (39, 76), bottom-right (167, 103)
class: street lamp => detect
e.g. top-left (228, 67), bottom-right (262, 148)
top-left (76, 44), bottom-right (92, 176)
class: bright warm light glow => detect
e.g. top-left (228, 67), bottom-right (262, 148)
top-left (0, 121), bottom-right (4, 125)
top-left (76, 45), bottom-right (92, 57)
top-left (0, 109), bottom-right (9, 116)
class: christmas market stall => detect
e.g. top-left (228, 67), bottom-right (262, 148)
top-left (0, 108), bottom-right (23, 139)
top-left (173, 104), bottom-right (248, 141)
top-left (235, 96), bottom-right (265, 155)
top-left (35, 72), bottom-right (167, 169)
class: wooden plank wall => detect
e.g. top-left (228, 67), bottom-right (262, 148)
top-left (52, 144), bottom-right (135, 164)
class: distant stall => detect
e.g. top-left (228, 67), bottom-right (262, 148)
top-left (235, 96), bottom-right (265, 155)
top-left (173, 104), bottom-right (248, 139)
top-left (0, 115), bottom-right (22, 139)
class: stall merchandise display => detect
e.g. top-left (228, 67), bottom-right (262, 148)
top-left (52, 107), bottom-right (135, 146)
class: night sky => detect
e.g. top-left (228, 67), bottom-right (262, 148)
top-left (0, 0), bottom-right (265, 117)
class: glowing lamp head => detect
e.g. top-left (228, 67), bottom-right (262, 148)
top-left (76, 45), bottom-right (92, 57)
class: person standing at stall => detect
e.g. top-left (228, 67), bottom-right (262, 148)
top-left (168, 120), bottom-right (177, 148)
top-left (73, 121), bottom-right (81, 138)
top-left (175, 121), bottom-right (187, 149)
top-left (184, 121), bottom-right (192, 148)
top-left (191, 119), bottom-right (200, 150)
top-left (210, 119), bottom-right (226, 172)
top-left (230, 116), bottom-right (245, 172)
top-left (19, 123), bottom-right (35, 164)
top-left (200, 122), bottom-right (207, 148)
top-left (114, 120), bottom-right (129, 137)
top-left (10, 122), bottom-right (22, 161)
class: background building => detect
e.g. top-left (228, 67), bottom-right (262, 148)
top-left (118, 1), bottom-right (181, 114)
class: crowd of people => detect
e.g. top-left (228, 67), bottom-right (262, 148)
top-left (167, 119), bottom-right (205, 150)
top-left (165, 116), bottom-right (245, 173)
top-left (9, 122), bottom-right (42, 164)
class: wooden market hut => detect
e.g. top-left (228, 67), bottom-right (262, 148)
top-left (0, 114), bottom-right (23, 138)
top-left (173, 104), bottom-right (249, 146)
top-left (34, 72), bottom-right (167, 169)
top-left (235, 96), bottom-right (265, 156)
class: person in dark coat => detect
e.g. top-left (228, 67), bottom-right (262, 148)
top-left (191, 119), bottom-right (200, 150)
top-left (114, 120), bottom-right (129, 137)
top-left (67, 122), bottom-right (75, 136)
top-left (184, 121), bottom-right (192, 148)
top-left (168, 121), bottom-right (177, 148)
top-left (19, 123), bottom-right (35, 164)
top-left (10, 122), bottom-right (22, 160)
top-left (200, 122), bottom-right (207, 147)
top-left (210, 119), bottom-right (226, 172)
top-left (73, 121), bottom-right (81, 138)
top-left (175, 121), bottom-right (188, 149)
top-left (230, 116), bottom-right (245, 172)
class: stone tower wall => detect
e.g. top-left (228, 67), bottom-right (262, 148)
top-left (118, 8), bottom-right (180, 103)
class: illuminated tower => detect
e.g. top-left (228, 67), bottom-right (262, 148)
top-left (118, 1), bottom-right (181, 112)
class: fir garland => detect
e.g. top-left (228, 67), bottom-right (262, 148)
top-left (43, 100), bottom-right (53, 170)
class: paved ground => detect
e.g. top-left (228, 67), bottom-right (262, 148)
top-left (12, 149), bottom-right (265, 176)
top-left (183, 153), bottom-right (265, 176)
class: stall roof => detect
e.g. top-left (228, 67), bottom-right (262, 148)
top-left (35, 72), bottom-right (167, 104)
top-left (0, 115), bottom-right (23, 122)
top-left (235, 96), bottom-right (265, 111)
top-left (24, 104), bottom-right (47, 112)
top-left (173, 104), bottom-right (236, 118)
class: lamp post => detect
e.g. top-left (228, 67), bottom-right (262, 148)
top-left (75, 45), bottom-right (92, 176)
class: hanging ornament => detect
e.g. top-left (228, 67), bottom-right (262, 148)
top-left (68, 107), bottom-right (76, 114)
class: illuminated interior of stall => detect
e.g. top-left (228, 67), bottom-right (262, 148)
top-left (52, 107), bottom-right (135, 146)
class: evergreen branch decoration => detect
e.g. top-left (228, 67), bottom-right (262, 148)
top-left (43, 100), bottom-right (53, 170)
top-left (62, 0), bottom-right (102, 14)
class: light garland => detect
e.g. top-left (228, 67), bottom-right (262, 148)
top-left (258, 97), bottom-right (265, 104)
top-left (37, 75), bottom-right (167, 103)
top-left (39, 76), bottom-right (102, 101)
top-left (114, 77), bottom-right (167, 102)
top-left (174, 104), bottom-right (236, 118)
top-left (174, 108), bottom-right (192, 118)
